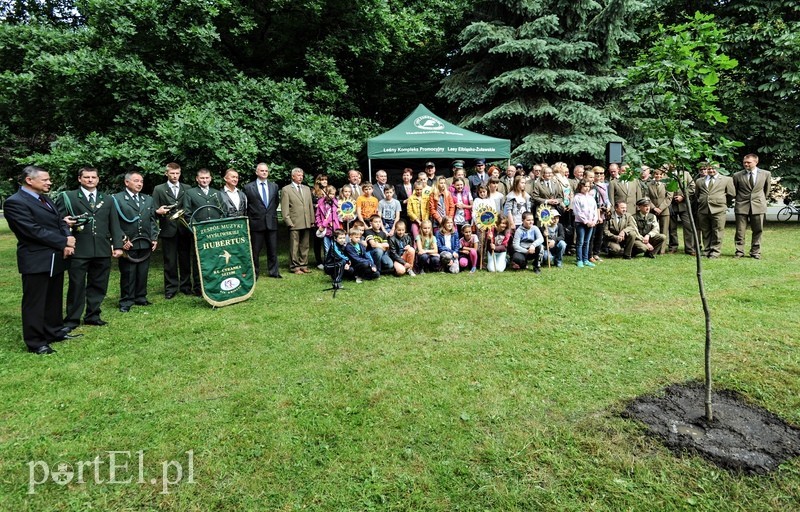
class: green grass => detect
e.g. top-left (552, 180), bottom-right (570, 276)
top-left (1, 221), bottom-right (799, 511)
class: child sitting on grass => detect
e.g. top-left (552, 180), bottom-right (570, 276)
top-left (459, 224), bottom-right (479, 273)
top-left (388, 220), bottom-right (416, 276)
top-left (344, 228), bottom-right (380, 283)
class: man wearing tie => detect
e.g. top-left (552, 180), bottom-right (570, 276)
top-left (281, 167), bottom-right (316, 275)
top-left (531, 166), bottom-right (565, 215)
top-left (152, 162), bottom-right (192, 298)
top-left (373, 169), bottom-right (389, 201)
top-left (733, 153), bottom-right (771, 259)
top-left (468, 159), bottom-right (489, 190)
top-left (184, 168), bottom-right (224, 294)
top-left (609, 174), bottom-right (642, 214)
top-left (603, 201), bottom-right (638, 259)
top-left (55, 167), bottom-right (125, 329)
top-left (113, 171), bottom-right (159, 312)
top-left (243, 162), bottom-right (282, 278)
top-left (5, 166), bottom-right (79, 354)
top-left (647, 166), bottom-right (674, 253)
top-left (346, 169), bottom-right (362, 197)
top-left (695, 162), bottom-right (735, 259)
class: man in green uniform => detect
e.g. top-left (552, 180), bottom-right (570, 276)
top-left (113, 171), bottom-right (161, 312)
top-left (55, 167), bottom-right (125, 329)
top-left (183, 168), bottom-right (224, 294)
top-left (632, 198), bottom-right (665, 258)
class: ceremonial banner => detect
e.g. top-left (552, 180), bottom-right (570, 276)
top-left (192, 217), bottom-right (255, 306)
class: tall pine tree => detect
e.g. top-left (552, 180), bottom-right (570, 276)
top-left (439, 0), bottom-right (643, 163)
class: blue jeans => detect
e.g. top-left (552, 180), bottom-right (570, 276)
top-left (575, 224), bottom-right (594, 263)
top-left (544, 240), bottom-right (567, 265)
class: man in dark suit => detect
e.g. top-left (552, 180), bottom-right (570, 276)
top-left (468, 159), bottom-right (489, 190)
top-left (695, 163), bottom-right (735, 258)
top-left (243, 162), bottom-right (282, 278)
top-left (5, 166), bottom-right (79, 354)
top-left (183, 168), bottom-right (225, 294)
top-left (55, 167), bottom-right (124, 329)
top-left (373, 169), bottom-right (388, 201)
top-left (152, 162), bottom-right (192, 298)
top-left (281, 167), bottom-right (316, 274)
top-left (733, 153), bottom-right (772, 259)
top-left (113, 171), bottom-right (160, 312)
top-left (220, 168), bottom-right (248, 217)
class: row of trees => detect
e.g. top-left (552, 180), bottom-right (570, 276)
top-left (1, 0), bottom-right (798, 192)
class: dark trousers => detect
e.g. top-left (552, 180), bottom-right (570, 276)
top-left (119, 251), bottom-right (151, 307)
top-left (161, 230), bottom-right (192, 295)
top-left (511, 246), bottom-right (542, 270)
top-left (313, 235), bottom-right (324, 266)
top-left (21, 272), bottom-right (65, 350)
top-left (251, 228), bottom-right (280, 277)
top-left (64, 256), bottom-right (111, 327)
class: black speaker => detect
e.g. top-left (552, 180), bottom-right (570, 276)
top-left (606, 142), bottom-right (624, 166)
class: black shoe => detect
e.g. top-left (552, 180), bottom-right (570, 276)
top-left (135, 300), bottom-right (153, 306)
top-left (55, 332), bottom-right (83, 341)
top-left (60, 325), bottom-right (76, 334)
top-left (30, 345), bottom-right (56, 355)
top-left (119, 306), bottom-right (130, 313)
top-left (645, 252), bottom-right (655, 259)
top-left (623, 255), bottom-right (632, 260)
top-left (533, 267), bottom-right (542, 274)
top-left (165, 293), bottom-right (176, 300)
top-left (269, 274), bottom-right (283, 279)
top-left (84, 319), bottom-right (108, 326)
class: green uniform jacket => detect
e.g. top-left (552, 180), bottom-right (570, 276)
top-left (183, 187), bottom-right (225, 223)
top-left (152, 181), bottom-right (191, 238)
top-left (113, 191), bottom-right (159, 250)
top-left (55, 189), bottom-right (124, 258)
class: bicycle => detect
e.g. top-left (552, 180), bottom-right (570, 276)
top-left (777, 194), bottom-right (800, 222)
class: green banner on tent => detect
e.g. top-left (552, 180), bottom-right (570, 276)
top-left (192, 217), bottom-right (255, 307)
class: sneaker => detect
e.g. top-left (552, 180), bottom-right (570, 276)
top-left (585, 260), bottom-right (596, 268)
top-left (408, 269), bottom-right (417, 277)
top-left (533, 267), bottom-right (541, 274)
top-left (356, 277), bottom-right (363, 284)
top-left (556, 261), bottom-right (562, 268)
top-left (470, 267), bottom-right (477, 273)
top-left (317, 264), bottom-right (324, 270)
top-left (577, 261), bottom-right (584, 268)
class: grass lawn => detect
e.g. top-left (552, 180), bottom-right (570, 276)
top-left (1, 220), bottom-right (799, 511)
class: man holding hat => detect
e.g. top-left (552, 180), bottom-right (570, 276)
top-left (468, 159), bottom-right (489, 189)
top-left (632, 197), bottom-right (665, 257)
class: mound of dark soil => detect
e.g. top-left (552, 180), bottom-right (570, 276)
top-left (624, 382), bottom-right (800, 474)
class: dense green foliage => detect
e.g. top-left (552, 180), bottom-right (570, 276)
top-left (1, 0), bottom-right (798, 191)
top-left (0, 0), bottom-right (466, 188)
top-left (439, 0), bottom-right (644, 164)
top-left (624, 12), bottom-right (742, 174)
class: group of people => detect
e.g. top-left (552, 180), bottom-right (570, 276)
top-left (5, 153), bottom-right (770, 354)
top-left (316, 154), bottom-right (771, 284)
